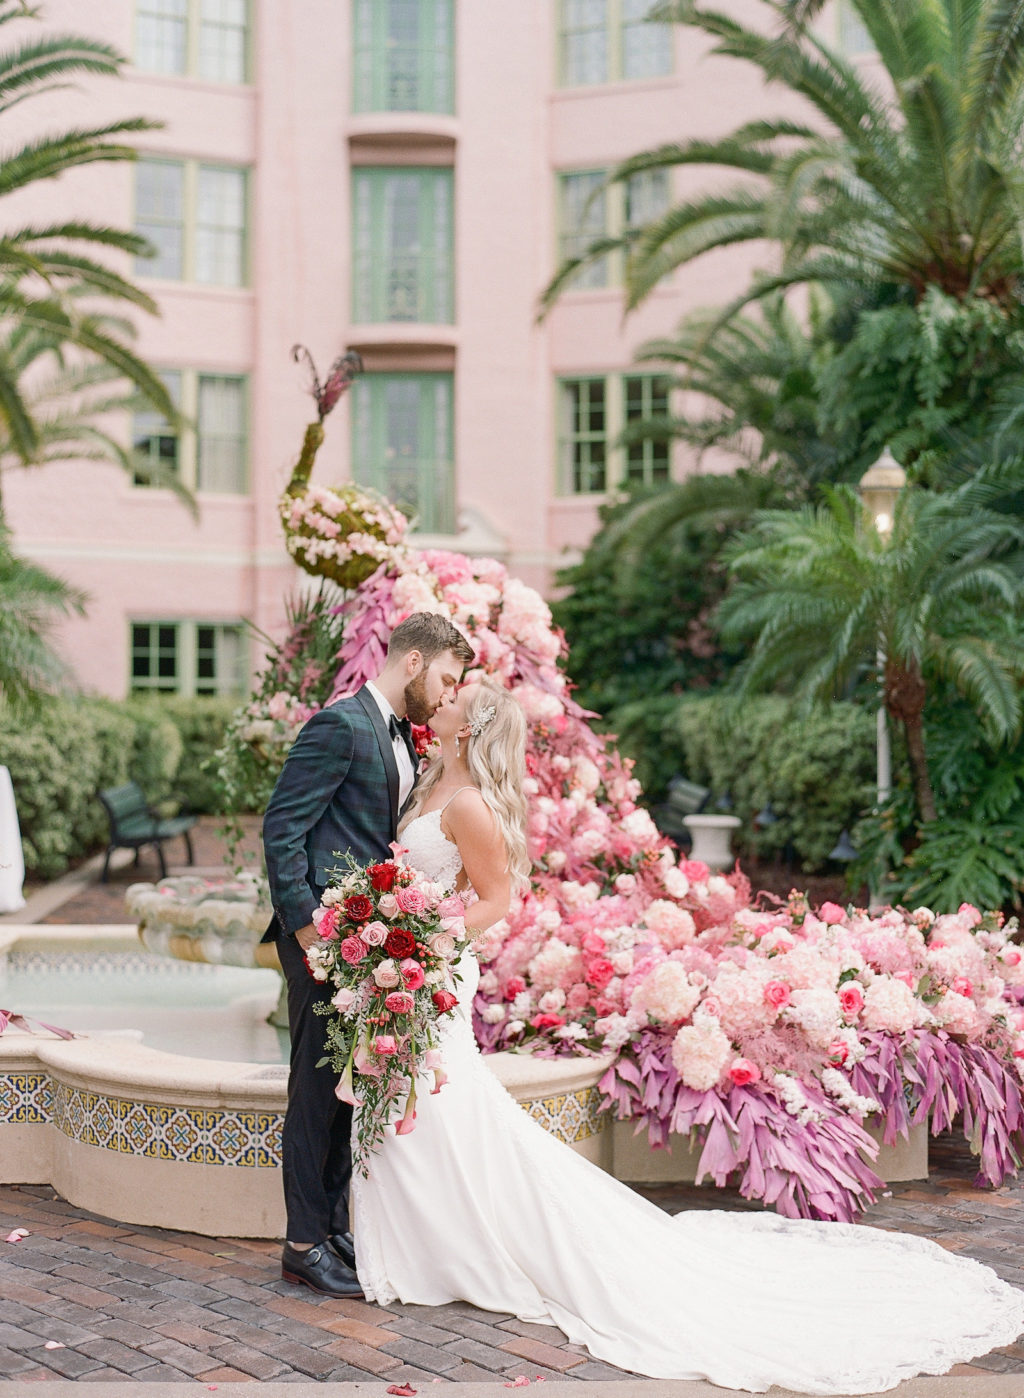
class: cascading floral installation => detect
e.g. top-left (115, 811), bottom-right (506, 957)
top-left (214, 372), bottom-right (1024, 1222)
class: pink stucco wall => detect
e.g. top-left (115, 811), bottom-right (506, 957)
top-left (2, 1), bottom-right (840, 696)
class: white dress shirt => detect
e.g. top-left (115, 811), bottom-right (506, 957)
top-left (365, 681), bottom-right (416, 807)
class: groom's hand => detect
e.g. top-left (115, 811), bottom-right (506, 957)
top-left (294, 923), bottom-right (318, 950)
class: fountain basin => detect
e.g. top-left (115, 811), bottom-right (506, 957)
top-left (0, 925), bottom-right (615, 1236)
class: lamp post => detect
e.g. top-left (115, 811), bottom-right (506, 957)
top-left (858, 445), bottom-right (907, 807)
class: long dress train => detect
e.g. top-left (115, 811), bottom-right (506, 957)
top-left (351, 811), bottom-right (1024, 1395)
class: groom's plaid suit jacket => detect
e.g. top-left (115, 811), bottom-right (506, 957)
top-left (261, 687), bottom-right (401, 940)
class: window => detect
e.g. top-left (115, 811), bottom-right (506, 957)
top-left (624, 374), bottom-right (670, 485)
top-left (133, 370), bottom-right (248, 493)
top-left (558, 372), bottom-right (672, 494)
top-left (558, 166), bottom-right (670, 290)
top-left (352, 168), bottom-right (454, 323)
top-left (135, 0), bottom-right (249, 83)
top-left (131, 621), bottom-right (247, 695)
top-left (133, 370), bottom-right (183, 485)
top-left (351, 373), bottom-right (454, 533)
top-left (837, 0), bottom-right (874, 55)
top-left (352, 0), bottom-right (454, 114)
top-left (559, 0), bottom-right (672, 87)
top-left (135, 159), bottom-right (248, 286)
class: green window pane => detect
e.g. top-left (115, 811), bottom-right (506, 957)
top-left (561, 378), bottom-right (607, 493)
top-left (352, 168), bottom-right (453, 323)
top-left (624, 168), bottom-right (669, 230)
top-left (559, 170), bottom-right (608, 289)
top-left (352, 0), bottom-right (454, 114)
top-left (351, 373), bottom-right (454, 533)
top-left (133, 370), bottom-right (182, 487)
top-left (560, 0), bottom-right (608, 86)
top-left (199, 0), bottom-right (248, 82)
top-left (135, 0), bottom-right (188, 74)
top-left (195, 165), bottom-right (247, 285)
top-left (197, 374), bottom-right (247, 492)
top-left (624, 373), bottom-right (671, 485)
top-left (621, 0), bottom-right (672, 80)
top-left (135, 160), bottom-right (185, 279)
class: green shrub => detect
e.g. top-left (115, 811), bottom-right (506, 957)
top-left (609, 694), bottom-right (877, 871)
top-left (127, 696), bottom-right (235, 813)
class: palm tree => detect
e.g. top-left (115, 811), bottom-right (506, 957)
top-left (717, 480), bottom-right (1024, 822)
top-left (0, 522), bottom-right (84, 707)
top-left (0, 1), bottom-right (176, 463)
top-left (542, 0), bottom-right (1024, 327)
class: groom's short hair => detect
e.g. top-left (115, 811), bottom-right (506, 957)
top-left (388, 612), bottom-right (474, 667)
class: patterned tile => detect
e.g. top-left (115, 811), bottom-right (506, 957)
top-left (524, 1085), bottom-right (604, 1143)
top-left (0, 1071), bottom-right (52, 1124)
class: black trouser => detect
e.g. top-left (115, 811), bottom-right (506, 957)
top-left (277, 930), bottom-right (353, 1244)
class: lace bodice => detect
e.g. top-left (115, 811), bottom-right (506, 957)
top-left (399, 810), bottom-right (464, 894)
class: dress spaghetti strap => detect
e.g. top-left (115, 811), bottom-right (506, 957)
top-left (439, 785), bottom-right (476, 815)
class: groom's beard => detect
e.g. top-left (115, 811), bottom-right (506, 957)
top-left (403, 674), bottom-right (434, 726)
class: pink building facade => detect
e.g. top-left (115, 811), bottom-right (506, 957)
top-left (3, 0), bottom-right (856, 699)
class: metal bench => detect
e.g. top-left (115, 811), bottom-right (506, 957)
top-left (651, 775), bottom-right (711, 850)
top-left (97, 781), bottom-right (197, 882)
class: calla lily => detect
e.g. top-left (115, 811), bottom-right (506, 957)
top-left (395, 1082), bottom-right (417, 1135)
top-left (335, 1048), bottom-right (362, 1106)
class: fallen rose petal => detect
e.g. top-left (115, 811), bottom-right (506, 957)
top-left (43, 1342), bottom-right (65, 1350)
top-left (4, 1228), bottom-right (28, 1242)
top-left (504, 1379), bottom-right (531, 1389)
top-left (386, 1386), bottom-right (417, 1396)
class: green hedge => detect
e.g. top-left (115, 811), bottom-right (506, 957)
top-left (610, 694), bottom-right (877, 871)
top-left (2, 694), bottom-right (238, 880)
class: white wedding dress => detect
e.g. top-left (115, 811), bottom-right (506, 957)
top-left (351, 810), bottom-right (1024, 1394)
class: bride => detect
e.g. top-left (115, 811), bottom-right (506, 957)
top-left (351, 678), bottom-right (1024, 1395)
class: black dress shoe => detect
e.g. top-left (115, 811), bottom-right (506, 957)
top-left (327, 1230), bottom-right (356, 1270)
top-left (281, 1242), bottom-right (363, 1297)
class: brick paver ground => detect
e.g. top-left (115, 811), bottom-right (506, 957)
top-left (1, 1133), bottom-right (1023, 1385)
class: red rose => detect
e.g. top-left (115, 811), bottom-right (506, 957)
top-left (368, 862), bottom-right (399, 892)
top-left (344, 894), bottom-right (374, 923)
top-left (504, 976), bottom-right (526, 1001)
top-left (411, 723), bottom-right (432, 757)
top-left (432, 988), bottom-right (458, 1014)
top-left (385, 927), bottom-right (417, 959)
top-left (530, 1012), bottom-right (565, 1030)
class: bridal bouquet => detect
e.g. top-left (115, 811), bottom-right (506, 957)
top-left (307, 851), bottom-right (469, 1170)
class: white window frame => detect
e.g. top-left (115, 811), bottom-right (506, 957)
top-left (129, 619), bottom-right (248, 696)
top-left (558, 0), bottom-right (673, 88)
top-left (132, 368), bottom-right (249, 495)
top-left (557, 371), bottom-right (674, 496)
top-left (134, 158), bottom-right (249, 287)
top-left (557, 165), bottom-right (670, 291)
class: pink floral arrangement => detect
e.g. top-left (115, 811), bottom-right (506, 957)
top-left (307, 851), bottom-right (469, 1170)
top-left (253, 483), bottom-right (1024, 1218)
top-left (279, 481), bottom-right (409, 592)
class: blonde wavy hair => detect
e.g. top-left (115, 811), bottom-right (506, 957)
top-left (406, 678), bottom-right (530, 891)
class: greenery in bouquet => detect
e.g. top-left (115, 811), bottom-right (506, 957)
top-left (307, 852), bottom-right (470, 1170)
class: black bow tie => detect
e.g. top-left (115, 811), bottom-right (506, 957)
top-left (389, 713), bottom-right (412, 743)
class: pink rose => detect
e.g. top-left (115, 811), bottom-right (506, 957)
top-left (679, 859), bottom-right (710, 882)
top-left (361, 920), bottom-right (389, 947)
top-left (504, 977), bottom-right (526, 1000)
top-left (437, 895), bottom-right (466, 920)
top-left (373, 959), bottom-right (401, 989)
top-left (952, 976), bottom-right (974, 998)
top-left (384, 990), bottom-right (415, 1014)
top-left (339, 936), bottom-right (368, 966)
top-left (401, 958), bottom-right (426, 991)
top-left (763, 980), bottom-right (791, 1011)
top-left (1003, 949), bottom-right (1022, 967)
top-left (958, 903), bottom-right (982, 927)
top-left (819, 901), bottom-right (845, 925)
top-left (313, 906), bottom-right (339, 940)
top-left (373, 1035), bottom-right (397, 1055)
top-left (728, 1058), bottom-right (761, 1086)
top-left (827, 1039), bottom-right (849, 1065)
top-left (377, 893), bottom-right (400, 918)
top-left (396, 887), bottom-right (427, 915)
top-left (586, 957), bottom-right (615, 991)
top-left (700, 995), bottom-right (722, 1019)
top-left (838, 983), bottom-right (864, 1019)
top-left (428, 931), bottom-right (457, 958)
top-left (565, 983), bottom-right (591, 1014)
top-left (331, 987), bottom-right (357, 1012)
top-left (581, 932), bottom-right (606, 955)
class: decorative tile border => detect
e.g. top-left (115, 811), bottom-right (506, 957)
top-left (0, 1072), bottom-right (52, 1125)
top-left (1, 1072), bottom-right (281, 1167)
top-left (4, 949), bottom-right (228, 980)
top-left (523, 1085), bottom-right (605, 1143)
top-left (1, 1068), bottom-right (603, 1162)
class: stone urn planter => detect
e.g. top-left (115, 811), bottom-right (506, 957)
top-left (683, 814), bottom-right (742, 871)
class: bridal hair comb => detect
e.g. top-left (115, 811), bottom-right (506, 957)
top-left (469, 704), bottom-right (497, 737)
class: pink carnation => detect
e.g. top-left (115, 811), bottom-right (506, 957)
top-left (396, 887), bottom-right (427, 915)
top-left (384, 990), bottom-right (415, 1014)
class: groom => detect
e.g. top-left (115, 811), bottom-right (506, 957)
top-left (262, 611), bottom-right (474, 1296)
